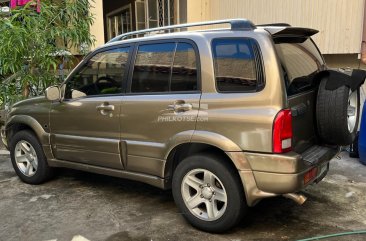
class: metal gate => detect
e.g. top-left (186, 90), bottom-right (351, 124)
top-left (135, 0), bottom-right (178, 30)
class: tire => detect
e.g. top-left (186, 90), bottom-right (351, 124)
top-left (349, 132), bottom-right (359, 158)
top-left (9, 130), bottom-right (53, 184)
top-left (172, 153), bottom-right (247, 233)
top-left (316, 77), bottom-right (360, 145)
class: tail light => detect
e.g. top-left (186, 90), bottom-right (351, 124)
top-left (273, 109), bottom-right (293, 153)
top-left (304, 167), bottom-right (318, 184)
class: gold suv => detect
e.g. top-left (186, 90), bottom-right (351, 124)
top-left (1, 19), bottom-right (359, 232)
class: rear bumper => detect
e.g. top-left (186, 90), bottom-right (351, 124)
top-left (252, 162), bottom-right (329, 194)
top-left (246, 146), bottom-right (338, 194)
top-left (232, 145), bottom-right (339, 206)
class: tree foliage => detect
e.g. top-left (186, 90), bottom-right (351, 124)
top-left (0, 0), bottom-right (95, 106)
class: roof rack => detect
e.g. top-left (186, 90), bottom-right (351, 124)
top-left (108, 19), bottom-right (256, 43)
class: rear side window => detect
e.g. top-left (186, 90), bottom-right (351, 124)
top-left (131, 42), bottom-right (198, 93)
top-left (275, 38), bottom-right (324, 96)
top-left (212, 38), bottom-right (260, 92)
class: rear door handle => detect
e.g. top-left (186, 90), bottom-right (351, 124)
top-left (167, 103), bottom-right (193, 112)
top-left (176, 103), bottom-right (193, 112)
top-left (96, 103), bottom-right (115, 115)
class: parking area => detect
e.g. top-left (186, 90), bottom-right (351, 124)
top-left (0, 146), bottom-right (366, 241)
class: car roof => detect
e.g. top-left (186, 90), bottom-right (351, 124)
top-left (94, 19), bottom-right (318, 51)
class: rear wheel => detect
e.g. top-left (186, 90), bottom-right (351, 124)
top-left (316, 78), bottom-right (360, 145)
top-left (9, 130), bottom-right (53, 184)
top-left (172, 153), bottom-right (247, 232)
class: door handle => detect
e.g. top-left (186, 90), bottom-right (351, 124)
top-left (96, 103), bottom-right (115, 115)
top-left (167, 103), bottom-right (193, 112)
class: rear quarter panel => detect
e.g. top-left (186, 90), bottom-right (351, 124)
top-left (195, 30), bottom-right (286, 152)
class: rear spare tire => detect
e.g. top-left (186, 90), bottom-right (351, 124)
top-left (316, 77), bottom-right (360, 145)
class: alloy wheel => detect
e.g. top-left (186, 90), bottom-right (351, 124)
top-left (347, 90), bottom-right (358, 133)
top-left (14, 140), bottom-right (38, 177)
top-left (181, 168), bottom-right (227, 221)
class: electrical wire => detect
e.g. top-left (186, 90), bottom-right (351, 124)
top-left (296, 230), bottom-right (366, 241)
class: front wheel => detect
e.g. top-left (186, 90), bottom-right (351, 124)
top-left (172, 153), bottom-right (247, 232)
top-left (9, 130), bottom-right (54, 184)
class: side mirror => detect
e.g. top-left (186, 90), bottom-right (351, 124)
top-left (45, 86), bottom-right (61, 101)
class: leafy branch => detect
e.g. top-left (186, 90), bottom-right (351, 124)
top-left (0, 0), bottom-right (95, 106)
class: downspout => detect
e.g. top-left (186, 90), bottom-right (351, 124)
top-left (362, 0), bottom-right (366, 64)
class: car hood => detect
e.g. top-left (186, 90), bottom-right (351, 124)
top-left (11, 96), bottom-right (48, 108)
top-left (7, 96), bottom-right (51, 121)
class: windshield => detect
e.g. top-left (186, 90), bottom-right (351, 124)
top-left (275, 38), bottom-right (324, 96)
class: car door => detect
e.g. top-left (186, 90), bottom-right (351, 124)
top-left (50, 45), bottom-right (132, 169)
top-left (121, 40), bottom-right (201, 177)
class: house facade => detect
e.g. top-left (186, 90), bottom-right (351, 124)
top-left (90, 0), bottom-right (187, 44)
top-left (90, 0), bottom-right (366, 69)
top-left (2, 0), bottom-right (366, 69)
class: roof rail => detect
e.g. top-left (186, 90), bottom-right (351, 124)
top-left (108, 19), bottom-right (256, 43)
top-left (257, 23), bottom-right (291, 27)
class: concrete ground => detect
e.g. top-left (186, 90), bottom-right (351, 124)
top-left (0, 145), bottom-right (366, 241)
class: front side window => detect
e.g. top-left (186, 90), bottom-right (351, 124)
top-left (65, 47), bottom-right (130, 99)
top-left (212, 38), bottom-right (258, 92)
top-left (131, 42), bottom-right (198, 93)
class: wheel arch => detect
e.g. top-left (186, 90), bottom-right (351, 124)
top-left (164, 142), bottom-right (246, 185)
top-left (5, 115), bottom-right (49, 146)
top-left (163, 130), bottom-right (250, 178)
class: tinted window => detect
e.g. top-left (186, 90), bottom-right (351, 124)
top-left (212, 39), bottom-right (258, 92)
top-left (131, 43), bottom-right (175, 93)
top-left (275, 38), bottom-right (324, 96)
top-left (171, 43), bottom-right (198, 91)
top-left (65, 47), bottom-right (130, 99)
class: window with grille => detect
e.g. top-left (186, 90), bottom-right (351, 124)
top-left (135, 0), bottom-right (178, 31)
top-left (106, 4), bottom-right (132, 41)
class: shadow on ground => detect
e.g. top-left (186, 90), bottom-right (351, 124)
top-left (0, 151), bottom-right (365, 241)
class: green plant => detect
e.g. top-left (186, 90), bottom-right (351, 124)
top-left (0, 0), bottom-right (95, 106)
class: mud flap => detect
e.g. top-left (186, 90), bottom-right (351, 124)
top-left (315, 163), bottom-right (329, 184)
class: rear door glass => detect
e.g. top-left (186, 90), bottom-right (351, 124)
top-left (275, 38), bottom-right (324, 96)
top-left (131, 43), bottom-right (175, 93)
top-left (171, 43), bottom-right (198, 92)
top-left (131, 41), bottom-right (199, 93)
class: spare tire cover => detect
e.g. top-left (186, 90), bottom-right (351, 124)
top-left (316, 77), bottom-right (360, 145)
